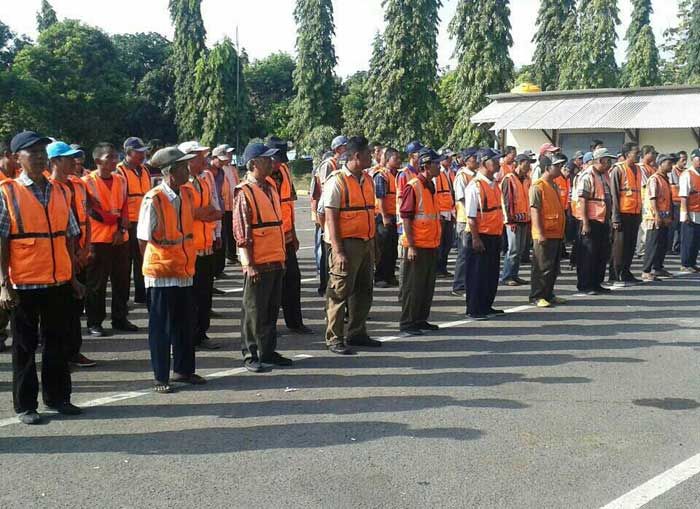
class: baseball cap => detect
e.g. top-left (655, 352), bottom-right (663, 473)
top-left (573, 150), bottom-right (584, 160)
top-left (439, 148), bottom-right (455, 157)
top-left (418, 148), bottom-right (445, 166)
top-left (691, 149), bottom-right (700, 159)
top-left (461, 147), bottom-right (479, 160)
top-left (515, 152), bottom-right (536, 163)
top-left (583, 151), bottom-right (594, 164)
top-left (10, 131), bottom-right (52, 153)
top-left (551, 153), bottom-right (568, 165)
top-left (539, 142), bottom-right (560, 155)
top-left (212, 145), bottom-right (233, 160)
top-left (241, 143), bottom-right (279, 167)
top-left (124, 137), bottom-right (149, 153)
top-left (331, 135), bottom-right (348, 151)
top-left (656, 153), bottom-right (680, 166)
top-left (478, 148), bottom-right (501, 164)
top-left (406, 140), bottom-right (424, 154)
top-left (267, 136), bottom-right (290, 163)
top-left (149, 147), bottom-right (196, 171)
top-left (46, 141), bottom-right (83, 159)
top-left (592, 148), bottom-right (615, 160)
top-left (539, 156), bottom-right (553, 168)
top-left (178, 141), bottom-right (210, 154)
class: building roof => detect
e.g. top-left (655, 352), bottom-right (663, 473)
top-left (471, 85), bottom-right (700, 131)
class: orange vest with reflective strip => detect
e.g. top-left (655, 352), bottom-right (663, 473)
top-left (532, 179), bottom-right (566, 240)
top-left (0, 179), bottom-right (72, 285)
top-left (223, 166), bottom-right (239, 211)
top-left (370, 167), bottom-right (397, 216)
top-left (83, 171), bottom-right (128, 243)
top-left (116, 162), bottom-right (152, 222)
top-left (434, 170), bottom-right (454, 213)
top-left (644, 173), bottom-right (672, 221)
top-left (474, 178), bottom-right (504, 235)
top-left (502, 173), bottom-right (530, 223)
top-left (142, 186), bottom-right (196, 279)
top-left (183, 174), bottom-right (216, 252)
top-left (276, 163), bottom-right (295, 233)
top-left (395, 166), bottom-right (419, 224)
top-left (686, 170), bottom-right (700, 212)
top-left (615, 162), bottom-right (642, 215)
top-left (336, 171), bottom-right (376, 240)
top-left (578, 169), bottom-right (607, 222)
top-left (670, 168), bottom-right (683, 204)
top-left (455, 168), bottom-right (475, 224)
top-left (401, 177), bottom-right (441, 249)
top-left (67, 176), bottom-right (89, 249)
top-left (237, 181), bottom-right (286, 265)
top-left (553, 175), bottom-right (570, 211)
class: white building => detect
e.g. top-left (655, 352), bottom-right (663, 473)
top-left (471, 85), bottom-right (700, 156)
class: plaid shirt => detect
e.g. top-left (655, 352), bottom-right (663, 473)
top-left (0, 172), bottom-right (80, 289)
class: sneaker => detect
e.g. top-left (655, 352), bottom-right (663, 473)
top-left (327, 343), bottom-right (355, 355)
top-left (680, 266), bottom-right (695, 273)
top-left (416, 321), bottom-right (439, 331)
top-left (536, 299), bottom-right (552, 308)
top-left (488, 308), bottom-right (505, 316)
top-left (111, 320), bottom-right (138, 332)
top-left (612, 280), bottom-right (626, 287)
top-left (691, 266), bottom-right (700, 273)
top-left (654, 269), bottom-right (673, 278)
top-left (70, 354), bottom-right (96, 368)
top-left (18, 410), bottom-right (41, 425)
top-left (262, 352), bottom-right (294, 367)
top-left (347, 335), bottom-right (382, 347)
top-left (45, 402), bottom-right (82, 415)
top-left (244, 359), bottom-right (270, 373)
top-left (551, 296), bottom-right (568, 305)
top-left (503, 278), bottom-right (520, 287)
top-left (641, 272), bottom-right (659, 282)
top-left (400, 327), bottom-right (424, 337)
top-left (195, 337), bottom-right (221, 350)
top-left (450, 290), bottom-right (465, 297)
top-left (87, 325), bottom-right (109, 337)
top-left (375, 280), bottom-right (389, 288)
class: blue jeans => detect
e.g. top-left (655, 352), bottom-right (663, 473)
top-left (315, 224), bottom-right (328, 294)
top-left (452, 223), bottom-right (468, 291)
top-left (681, 221), bottom-right (700, 268)
top-left (500, 223), bottom-right (529, 281)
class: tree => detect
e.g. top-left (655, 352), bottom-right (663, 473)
top-left (575, 0), bottom-right (620, 89)
top-left (246, 52), bottom-right (296, 138)
top-left (112, 33), bottom-right (172, 88)
top-left (686, 0), bottom-right (700, 83)
top-left (449, 0), bottom-right (513, 147)
top-left (661, 0), bottom-right (691, 84)
top-left (532, 0), bottom-right (574, 90)
top-left (622, 0), bottom-right (660, 87)
top-left (168, 0), bottom-right (207, 139)
top-left (362, 31), bottom-right (385, 141)
top-left (0, 20), bottom-right (31, 70)
top-left (36, 0), bottom-right (58, 33)
top-left (127, 65), bottom-right (177, 143)
top-left (557, 1), bottom-right (581, 89)
top-left (340, 72), bottom-right (368, 136)
top-left (288, 0), bottom-right (337, 145)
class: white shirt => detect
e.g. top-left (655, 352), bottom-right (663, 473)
top-left (464, 173), bottom-right (497, 219)
top-left (679, 167), bottom-right (700, 223)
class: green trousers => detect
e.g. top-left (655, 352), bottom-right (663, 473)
top-left (399, 247), bottom-right (437, 329)
top-left (240, 269), bottom-right (283, 361)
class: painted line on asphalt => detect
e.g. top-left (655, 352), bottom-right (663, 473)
top-left (223, 277), bottom-right (317, 294)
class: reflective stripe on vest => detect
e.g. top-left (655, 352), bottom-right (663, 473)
top-left (644, 174), bottom-right (672, 221)
top-left (184, 174), bottom-right (216, 252)
top-left (475, 178), bottom-right (504, 235)
top-left (580, 170), bottom-right (607, 222)
top-left (116, 163), bottom-right (151, 222)
top-left (337, 171), bottom-right (376, 240)
top-left (616, 162), bottom-right (642, 215)
top-left (83, 171), bottom-right (128, 243)
top-left (502, 173), bottom-right (530, 222)
top-left (239, 182), bottom-right (286, 265)
top-left (400, 177), bottom-right (441, 249)
top-left (434, 171), bottom-right (454, 213)
top-left (370, 167), bottom-right (397, 216)
top-left (532, 179), bottom-right (565, 240)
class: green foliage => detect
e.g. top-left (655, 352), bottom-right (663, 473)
top-left (362, 31), bottom-right (386, 141)
top-left (128, 65), bottom-right (177, 143)
top-left (661, 0), bottom-right (691, 84)
top-left (340, 72), bottom-right (367, 136)
top-left (532, 0), bottom-right (574, 90)
top-left (36, 0), bottom-right (58, 33)
top-left (449, 0), bottom-right (513, 147)
top-left (0, 20), bottom-right (31, 70)
top-left (298, 125), bottom-right (336, 163)
top-left (621, 0), bottom-right (660, 87)
top-left (686, 0), bottom-right (700, 83)
top-left (557, 1), bottom-right (581, 89)
top-left (574, 0), bottom-right (620, 89)
top-left (246, 52), bottom-right (295, 139)
top-left (112, 33), bottom-right (171, 88)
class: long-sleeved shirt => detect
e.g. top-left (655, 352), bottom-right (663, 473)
top-left (400, 172), bottom-right (435, 219)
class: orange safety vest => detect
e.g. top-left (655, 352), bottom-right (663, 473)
top-left (274, 163), bottom-right (295, 234)
top-left (532, 179), bottom-right (565, 240)
top-left (116, 162), bottom-right (152, 223)
top-left (183, 174), bottom-right (216, 252)
top-left (205, 167), bottom-right (233, 213)
top-left (686, 169), bottom-right (700, 212)
top-left (455, 168), bottom-right (475, 224)
top-left (434, 170), bottom-right (454, 214)
top-left (502, 173), bottom-right (530, 223)
top-left (395, 166), bottom-right (419, 224)
top-left (83, 170), bottom-right (128, 244)
top-left (670, 167), bottom-right (683, 204)
top-left (223, 165), bottom-right (239, 211)
top-left (237, 181), bottom-right (286, 265)
top-left (0, 179), bottom-right (72, 285)
top-left (51, 176), bottom-right (89, 250)
top-left (474, 177), bottom-right (504, 235)
top-left (614, 162), bottom-right (642, 215)
top-left (400, 176), bottom-right (441, 249)
top-left (311, 157), bottom-right (339, 222)
top-left (500, 161), bottom-right (515, 179)
top-left (142, 185), bottom-right (196, 279)
top-left (370, 167), bottom-right (397, 217)
top-left (578, 169), bottom-right (607, 222)
top-left (644, 173), bottom-right (672, 222)
top-left (553, 175), bottom-right (570, 211)
top-left (335, 171), bottom-right (376, 240)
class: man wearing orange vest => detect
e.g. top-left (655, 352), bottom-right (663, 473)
top-left (679, 149), bottom-right (700, 272)
top-left (399, 148), bottom-right (443, 336)
top-left (206, 145), bottom-right (234, 280)
top-left (214, 144), bottom-right (239, 265)
top-left (463, 148), bottom-right (505, 319)
top-left (641, 154), bottom-right (676, 281)
top-left (0, 140), bottom-right (19, 352)
top-left (83, 143), bottom-right (136, 336)
top-left (576, 148), bottom-right (614, 295)
top-left (47, 141), bottom-right (96, 368)
top-left (179, 141), bottom-right (222, 351)
top-left (608, 142), bottom-right (643, 286)
top-left (667, 150), bottom-right (686, 255)
top-left (636, 145), bottom-right (658, 258)
top-left (529, 156), bottom-right (567, 308)
top-left (451, 147), bottom-right (478, 297)
top-left (0, 131), bottom-right (86, 424)
top-left (232, 142), bottom-right (293, 372)
top-left (137, 147), bottom-right (207, 393)
top-left (496, 146), bottom-right (517, 181)
top-left (116, 137), bottom-right (152, 305)
top-left (372, 147), bottom-right (400, 287)
top-left (396, 141), bottom-right (424, 233)
top-left (435, 153), bottom-right (456, 278)
top-left (267, 136), bottom-right (312, 334)
top-left (322, 136), bottom-right (379, 354)
top-left (500, 153), bottom-right (533, 286)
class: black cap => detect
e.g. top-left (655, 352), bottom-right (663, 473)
top-left (515, 153), bottom-right (536, 163)
top-left (241, 143), bottom-right (279, 167)
top-left (691, 149), bottom-right (700, 159)
top-left (266, 136), bottom-right (289, 163)
top-left (10, 131), bottom-right (52, 153)
top-left (418, 148), bottom-right (445, 166)
top-left (478, 148), bottom-right (501, 164)
top-left (124, 137), bottom-right (149, 153)
top-left (656, 153), bottom-right (680, 166)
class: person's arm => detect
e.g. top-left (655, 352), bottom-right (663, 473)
top-left (466, 183), bottom-right (484, 252)
top-left (609, 167), bottom-right (622, 227)
top-left (325, 208), bottom-right (346, 270)
top-left (136, 194), bottom-right (155, 257)
top-left (529, 185), bottom-right (544, 242)
top-left (647, 177), bottom-right (661, 227)
top-left (0, 237), bottom-right (16, 310)
top-left (501, 178), bottom-right (515, 226)
top-left (232, 187), bottom-right (259, 280)
top-left (679, 172), bottom-right (691, 223)
top-left (65, 208), bottom-right (86, 299)
top-left (399, 183), bottom-right (418, 261)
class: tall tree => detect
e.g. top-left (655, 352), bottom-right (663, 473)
top-left (367, 0), bottom-right (442, 147)
top-left (112, 33), bottom-right (172, 88)
top-left (340, 72), bottom-right (368, 136)
top-left (362, 31), bottom-right (385, 141)
top-left (246, 52), bottom-right (296, 138)
top-left (532, 0), bottom-right (574, 90)
top-left (288, 0), bottom-right (337, 146)
top-left (661, 0), bottom-right (691, 84)
top-left (686, 0), bottom-right (700, 83)
top-left (0, 20), bottom-right (31, 70)
top-left (576, 0), bottom-right (620, 88)
top-left (449, 0), bottom-right (513, 147)
top-left (168, 0), bottom-right (207, 139)
top-left (36, 0), bottom-right (58, 33)
top-left (557, 0), bottom-right (581, 89)
top-left (622, 0), bottom-right (660, 87)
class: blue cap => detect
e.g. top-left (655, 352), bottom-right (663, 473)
top-left (331, 136), bottom-right (348, 150)
top-left (241, 143), bottom-right (279, 167)
top-left (10, 131), bottom-right (52, 153)
top-left (406, 140), bottom-right (424, 154)
top-left (47, 141), bottom-right (83, 159)
top-left (418, 148), bottom-right (445, 166)
top-left (461, 147), bottom-right (479, 160)
top-left (583, 151), bottom-right (594, 164)
top-left (478, 148), bottom-right (501, 164)
top-left (124, 137), bottom-right (149, 153)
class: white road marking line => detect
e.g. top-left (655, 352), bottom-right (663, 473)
top-left (600, 452), bottom-right (700, 509)
top-left (223, 277), bottom-right (316, 293)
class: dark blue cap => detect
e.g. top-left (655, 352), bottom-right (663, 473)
top-left (10, 131), bottom-right (52, 153)
top-left (124, 137), bottom-right (149, 153)
top-left (241, 143), bottom-right (279, 167)
top-left (478, 148), bottom-right (501, 164)
top-left (406, 140), bottom-right (424, 154)
top-left (418, 148), bottom-right (445, 166)
top-left (461, 147), bottom-right (479, 160)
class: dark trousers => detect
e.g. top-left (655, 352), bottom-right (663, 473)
top-left (530, 239), bottom-right (562, 302)
top-left (282, 243), bottom-right (304, 329)
top-left (315, 225), bottom-right (329, 295)
top-left (452, 223), bottom-right (468, 292)
top-left (223, 211), bottom-right (237, 262)
top-left (85, 242), bottom-right (130, 327)
top-left (128, 224), bottom-right (146, 302)
top-left (65, 269), bottom-right (85, 361)
top-left (193, 254), bottom-right (214, 345)
top-left (610, 213), bottom-right (641, 280)
top-left (642, 226), bottom-right (669, 273)
top-left (576, 220), bottom-right (611, 291)
top-left (668, 204), bottom-right (681, 253)
top-left (241, 269), bottom-right (283, 362)
top-left (465, 233), bottom-right (501, 316)
top-left (681, 221), bottom-right (700, 267)
top-left (147, 286), bottom-right (195, 383)
top-left (399, 247), bottom-right (437, 329)
top-left (11, 284), bottom-right (72, 413)
top-left (436, 219), bottom-right (455, 273)
top-left (375, 222), bottom-right (398, 283)
top-left (569, 218), bottom-right (580, 267)
top-left (0, 308), bottom-right (9, 342)
top-left (213, 243), bottom-right (226, 276)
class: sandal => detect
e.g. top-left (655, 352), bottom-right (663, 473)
top-left (153, 382), bottom-right (173, 394)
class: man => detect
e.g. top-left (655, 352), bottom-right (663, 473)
top-left (267, 136), bottom-right (311, 334)
top-left (463, 148), bottom-right (505, 319)
top-left (116, 137), bottom-right (152, 305)
top-left (83, 143), bottom-right (136, 336)
top-left (71, 145), bottom-right (90, 177)
top-left (138, 147), bottom-right (206, 393)
top-left (1, 131), bottom-right (85, 424)
top-left (399, 149), bottom-right (443, 336)
top-left (531, 142), bottom-right (561, 181)
top-left (322, 136), bottom-right (379, 354)
top-left (310, 135), bottom-right (347, 296)
top-left (679, 149), bottom-right (700, 272)
top-left (434, 151), bottom-right (455, 278)
top-left (451, 148), bottom-right (478, 296)
top-left (575, 148), bottom-right (614, 295)
top-left (497, 146), bottom-right (517, 181)
top-left (0, 140), bottom-right (19, 352)
top-left (636, 145), bottom-right (658, 258)
top-left (372, 143), bottom-right (384, 168)
top-left (206, 145), bottom-right (234, 279)
top-left (569, 151), bottom-right (594, 269)
top-left (232, 142), bottom-right (293, 372)
top-left (217, 144), bottom-right (239, 264)
top-left (668, 151), bottom-right (687, 254)
top-left (529, 156), bottom-right (567, 308)
top-left (500, 153), bottom-right (533, 286)
top-left (47, 141), bottom-right (96, 368)
top-left (371, 147), bottom-right (400, 288)
top-left (554, 155), bottom-right (572, 256)
top-left (180, 141), bottom-right (222, 351)
top-left (396, 141), bottom-right (424, 230)
top-left (641, 154), bottom-right (676, 281)
top-left (608, 142), bottom-right (643, 285)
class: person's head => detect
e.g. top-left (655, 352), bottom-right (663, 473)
top-left (371, 142), bottom-right (383, 164)
top-left (384, 147), bottom-right (401, 170)
top-left (463, 148), bottom-right (478, 170)
top-left (641, 145), bottom-right (657, 164)
top-left (406, 140), bottom-right (424, 167)
top-left (621, 142), bottom-right (639, 164)
top-left (677, 150), bottom-right (688, 168)
top-left (11, 131), bottom-right (52, 175)
top-left (266, 136), bottom-right (289, 164)
top-left (70, 144), bottom-right (86, 170)
top-left (47, 141), bottom-right (83, 180)
top-left (656, 154), bottom-right (678, 174)
top-left (592, 148), bottom-right (615, 173)
top-left (590, 139), bottom-right (604, 152)
top-left (539, 142), bottom-right (560, 158)
top-left (345, 136), bottom-right (371, 173)
top-left (178, 141), bottom-right (210, 176)
top-left (691, 149), bottom-right (700, 169)
top-left (503, 146), bottom-right (517, 164)
top-left (242, 142), bottom-right (279, 179)
top-left (418, 149), bottom-right (443, 179)
top-left (572, 150), bottom-right (584, 169)
top-left (439, 149), bottom-right (454, 169)
top-left (151, 147), bottom-right (195, 189)
top-left (582, 151), bottom-right (594, 169)
top-left (0, 139), bottom-right (19, 176)
top-left (123, 137), bottom-right (149, 166)
top-left (93, 142), bottom-right (119, 172)
top-left (514, 153), bottom-right (535, 177)
top-left (550, 154), bottom-right (568, 179)
top-left (211, 144), bottom-right (233, 169)
top-left (479, 148), bottom-right (501, 178)
top-left (331, 135), bottom-right (348, 158)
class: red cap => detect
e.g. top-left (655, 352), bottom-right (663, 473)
top-left (539, 142), bottom-right (560, 155)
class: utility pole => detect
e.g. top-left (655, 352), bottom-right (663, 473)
top-left (235, 25), bottom-right (240, 159)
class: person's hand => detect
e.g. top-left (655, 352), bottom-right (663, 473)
top-left (684, 216), bottom-right (692, 224)
top-left (112, 230), bottom-right (125, 246)
top-left (292, 236), bottom-right (300, 252)
top-left (581, 222), bottom-right (591, 236)
top-left (508, 223), bottom-right (516, 232)
top-left (407, 246), bottom-right (417, 261)
top-left (383, 217), bottom-right (392, 227)
top-left (71, 279), bottom-right (86, 300)
top-left (214, 238), bottom-right (222, 250)
top-left (334, 251), bottom-right (349, 272)
top-left (612, 222), bottom-right (621, 231)
top-left (246, 265), bottom-right (260, 284)
top-left (0, 285), bottom-right (17, 310)
top-left (655, 215), bottom-right (663, 229)
top-left (472, 236), bottom-right (485, 253)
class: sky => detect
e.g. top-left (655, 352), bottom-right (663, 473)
top-left (2, 0), bottom-right (682, 77)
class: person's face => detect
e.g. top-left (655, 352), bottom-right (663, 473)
top-left (373, 146), bottom-right (382, 162)
top-left (660, 160), bottom-right (673, 173)
top-left (271, 157), bottom-right (282, 171)
top-left (516, 161), bottom-right (530, 177)
top-left (679, 154), bottom-right (688, 167)
top-left (188, 151), bottom-right (207, 174)
top-left (575, 157), bottom-right (583, 168)
top-left (561, 165), bottom-right (570, 178)
top-left (466, 156), bottom-right (478, 170)
top-left (596, 157), bottom-right (612, 173)
top-left (693, 156), bottom-right (700, 169)
top-left (97, 149), bottom-right (119, 171)
top-left (626, 147), bottom-right (640, 162)
top-left (169, 161), bottom-right (190, 187)
top-left (643, 151), bottom-right (656, 163)
top-left (336, 145), bottom-right (347, 158)
top-left (17, 142), bottom-right (49, 174)
top-left (424, 161), bottom-right (440, 178)
top-left (1, 151), bottom-right (19, 172)
top-left (127, 149), bottom-right (146, 166)
top-left (444, 156), bottom-right (453, 167)
top-left (355, 147), bottom-right (372, 171)
top-left (505, 151), bottom-right (516, 163)
top-left (483, 159), bottom-right (498, 178)
top-left (51, 156), bottom-right (75, 177)
top-left (551, 163), bottom-right (563, 179)
top-left (387, 153), bottom-right (401, 169)
top-left (74, 155), bottom-right (85, 168)
top-left (253, 156), bottom-right (273, 178)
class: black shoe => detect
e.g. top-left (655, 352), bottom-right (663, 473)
top-left (514, 277), bottom-right (529, 285)
top-left (488, 308), bottom-right (505, 315)
top-left (328, 344), bottom-right (355, 355)
top-left (18, 410), bottom-right (41, 425)
top-left (400, 327), bottom-right (424, 337)
top-left (70, 354), bottom-right (96, 368)
top-left (416, 321), bottom-right (439, 331)
top-left (46, 402), bottom-right (82, 416)
top-left (623, 275), bottom-right (642, 284)
top-left (215, 272), bottom-right (232, 280)
top-left (467, 313), bottom-right (488, 320)
top-left (244, 359), bottom-right (270, 373)
top-left (195, 337), bottom-right (221, 350)
top-left (288, 325), bottom-right (313, 334)
top-left (594, 286), bottom-right (612, 294)
top-left (450, 289), bottom-right (465, 297)
top-left (134, 297), bottom-right (147, 305)
top-left (262, 352), bottom-right (294, 367)
top-left (88, 325), bottom-right (109, 337)
top-left (112, 320), bottom-right (138, 332)
top-left (347, 335), bottom-right (382, 347)
top-left (211, 287), bottom-right (226, 295)
top-left (209, 310), bottom-right (223, 318)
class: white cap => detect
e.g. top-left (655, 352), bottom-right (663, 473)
top-left (178, 141), bottom-right (210, 154)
